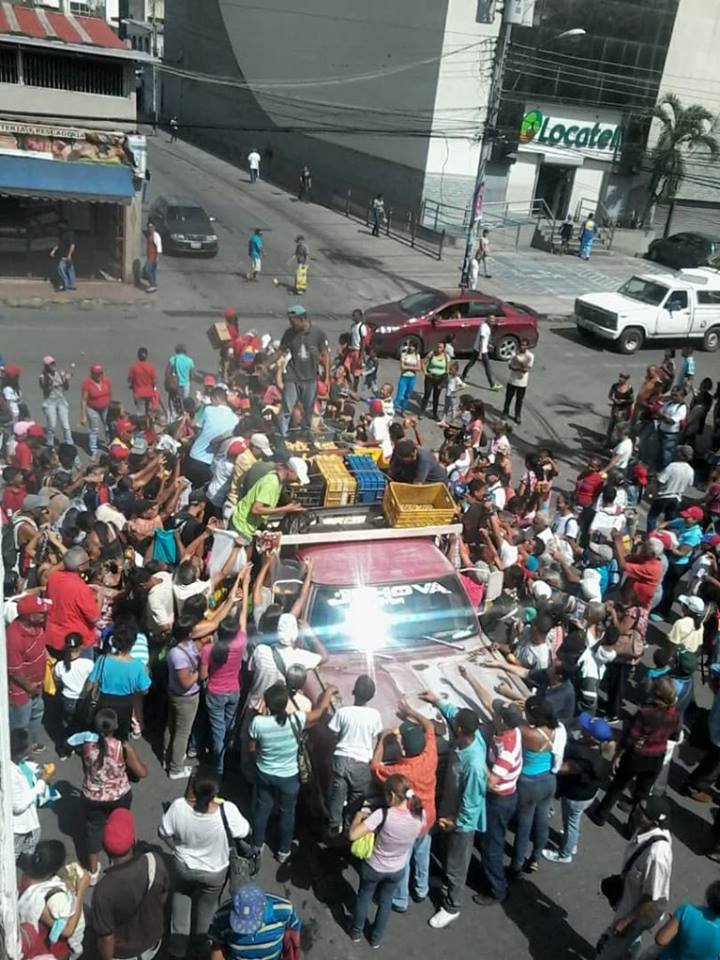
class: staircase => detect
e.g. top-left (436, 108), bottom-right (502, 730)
top-left (532, 197), bottom-right (615, 256)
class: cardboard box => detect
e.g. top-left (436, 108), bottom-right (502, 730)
top-left (207, 321), bottom-right (232, 350)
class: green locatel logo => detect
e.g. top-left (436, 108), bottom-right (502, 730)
top-left (519, 109), bottom-right (543, 144)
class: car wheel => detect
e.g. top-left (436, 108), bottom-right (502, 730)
top-left (702, 326), bottom-right (720, 352)
top-left (617, 327), bottom-right (644, 354)
top-left (493, 334), bottom-right (519, 361)
top-left (395, 334), bottom-right (423, 359)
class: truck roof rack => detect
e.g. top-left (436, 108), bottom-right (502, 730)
top-left (281, 522), bottom-right (463, 546)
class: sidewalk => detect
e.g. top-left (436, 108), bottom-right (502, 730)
top-left (0, 279), bottom-right (150, 308)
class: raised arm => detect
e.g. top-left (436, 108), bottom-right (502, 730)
top-left (290, 558), bottom-right (314, 619)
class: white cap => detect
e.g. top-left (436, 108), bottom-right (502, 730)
top-left (532, 580), bottom-right (552, 600)
top-left (277, 612), bottom-right (299, 647)
top-left (678, 594), bottom-right (705, 616)
top-left (250, 433), bottom-right (273, 457)
top-left (287, 456), bottom-right (310, 486)
top-left (580, 567), bottom-right (602, 601)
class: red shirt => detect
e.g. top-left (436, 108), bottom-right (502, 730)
top-left (82, 376), bottom-right (112, 411)
top-left (6, 618), bottom-right (47, 706)
top-left (44, 570), bottom-right (100, 650)
top-left (12, 440), bottom-right (33, 472)
top-left (575, 470), bottom-right (604, 507)
top-left (623, 556), bottom-right (662, 609)
top-left (128, 361), bottom-right (157, 400)
top-left (371, 728), bottom-right (438, 831)
top-left (2, 483), bottom-right (26, 515)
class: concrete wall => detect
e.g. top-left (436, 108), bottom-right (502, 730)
top-left (505, 154), bottom-right (539, 208)
top-left (568, 161), bottom-right (605, 217)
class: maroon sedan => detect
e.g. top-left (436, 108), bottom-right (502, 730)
top-left (366, 288), bottom-right (539, 360)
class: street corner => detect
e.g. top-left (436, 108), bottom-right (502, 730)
top-left (0, 281), bottom-right (152, 310)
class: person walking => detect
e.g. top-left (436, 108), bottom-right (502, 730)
top-left (92, 808), bottom-right (169, 960)
top-left (160, 770), bottom-right (251, 959)
top-left (169, 116), bottom-right (179, 142)
top-left (298, 164), bottom-right (312, 201)
top-left (419, 688), bottom-right (486, 930)
top-left (166, 343), bottom-right (195, 415)
top-left (248, 148), bottom-right (261, 183)
top-left (209, 882), bottom-right (302, 960)
top-left (654, 880), bottom-right (720, 959)
top-left (7, 595), bottom-right (49, 753)
top-left (606, 372), bottom-right (634, 446)
top-left (39, 356), bottom-right (73, 446)
top-left (247, 228), bottom-right (263, 281)
top-left (81, 708), bottom-right (147, 885)
top-left (80, 362), bottom-right (112, 457)
top-left (348, 774), bottom-right (425, 948)
top-left (559, 214), bottom-right (573, 254)
top-left (371, 194), bottom-right (385, 237)
top-left (478, 228), bottom-right (491, 278)
top-left (579, 212), bottom-right (596, 260)
top-left (50, 218), bottom-right (77, 291)
top-left (11, 728), bottom-right (49, 860)
top-left (289, 234), bottom-right (309, 295)
top-left (596, 797), bottom-right (672, 960)
top-left (128, 347), bottom-right (158, 415)
top-left (276, 305), bottom-right (329, 440)
top-left (249, 682), bottom-right (336, 863)
top-left (462, 316), bottom-right (501, 391)
top-left (503, 338), bottom-right (534, 425)
top-left (142, 220), bottom-right (162, 293)
top-left (419, 342), bottom-right (449, 421)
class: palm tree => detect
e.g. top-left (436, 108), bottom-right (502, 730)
top-left (641, 93), bottom-right (719, 226)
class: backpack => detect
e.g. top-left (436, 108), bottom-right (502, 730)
top-left (2, 514), bottom-right (27, 591)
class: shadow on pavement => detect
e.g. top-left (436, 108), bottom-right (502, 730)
top-left (502, 876), bottom-right (596, 960)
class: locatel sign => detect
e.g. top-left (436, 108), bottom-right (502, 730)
top-left (519, 108), bottom-right (622, 155)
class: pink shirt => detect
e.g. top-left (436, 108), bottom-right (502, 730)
top-left (200, 629), bottom-right (246, 695)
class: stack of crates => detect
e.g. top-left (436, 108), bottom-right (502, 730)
top-left (289, 464), bottom-right (325, 508)
top-left (315, 455), bottom-right (357, 506)
top-left (345, 454), bottom-right (387, 504)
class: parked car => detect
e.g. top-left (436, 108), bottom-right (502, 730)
top-left (148, 196), bottom-right (218, 256)
top-left (574, 268), bottom-right (720, 354)
top-left (366, 288), bottom-right (539, 360)
top-left (646, 231), bottom-right (720, 270)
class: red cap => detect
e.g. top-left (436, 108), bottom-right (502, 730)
top-left (114, 419), bottom-right (134, 435)
top-left (27, 424), bottom-right (45, 438)
top-left (90, 363), bottom-right (104, 375)
top-left (227, 438), bottom-right (248, 457)
top-left (680, 505), bottom-right (704, 522)
top-left (708, 535), bottom-right (720, 548)
top-left (4, 364), bottom-right (22, 377)
top-left (17, 595), bottom-right (50, 617)
top-left (369, 399), bottom-right (384, 414)
top-left (651, 531), bottom-right (673, 550)
top-left (203, 374), bottom-right (217, 387)
top-left (102, 808), bottom-right (136, 857)
top-left (110, 445), bottom-right (130, 460)
top-left (224, 307), bottom-right (237, 320)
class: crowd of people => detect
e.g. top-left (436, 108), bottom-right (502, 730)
top-left (4, 309), bottom-right (720, 960)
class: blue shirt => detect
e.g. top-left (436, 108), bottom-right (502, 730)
top-left (249, 712), bottom-right (306, 778)
top-left (90, 655), bottom-right (151, 696)
top-left (190, 404), bottom-right (239, 464)
top-left (660, 902), bottom-right (720, 960)
top-left (668, 519), bottom-right (703, 566)
top-left (209, 893), bottom-right (301, 960)
top-left (249, 234), bottom-right (263, 259)
top-left (437, 699), bottom-right (487, 832)
top-left (168, 353), bottom-right (195, 389)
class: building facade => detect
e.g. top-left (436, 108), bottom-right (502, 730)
top-left (0, 3), bottom-right (153, 281)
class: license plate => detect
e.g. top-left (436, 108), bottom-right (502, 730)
top-left (190, 242), bottom-right (201, 250)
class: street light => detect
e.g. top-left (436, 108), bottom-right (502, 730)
top-left (555, 28), bottom-right (587, 40)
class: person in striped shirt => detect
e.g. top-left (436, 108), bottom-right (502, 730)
top-left (459, 664), bottom-right (522, 906)
top-left (209, 883), bottom-right (301, 960)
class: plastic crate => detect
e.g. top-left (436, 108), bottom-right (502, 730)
top-left (289, 469), bottom-right (325, 507)
top-left (383, 482), bottom-right (456, 528)
top-left (315, 455), bottom-right (357, 506)
top-left (352, 446), bottom-right (383, 464)
top-left (345, 454), bottom-right (387, 504)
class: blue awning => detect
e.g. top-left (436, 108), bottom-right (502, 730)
top-left (0, 154), bottom-right (135, 204)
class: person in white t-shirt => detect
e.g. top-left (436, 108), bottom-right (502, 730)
top-left (462, 316), bottom-right (501, 391)
top-left (327, 674), bottom-right (382, 835)
top-left (606, 424), bottom-right (634, 473)
top-left (53, 631), bottom-right (94, 753)
top-left (503, 338), bottom-right (534, 425)
top-left (362, 399), bottom-right (393, 462)
top-left (248, 149), bottom-right (261, 183)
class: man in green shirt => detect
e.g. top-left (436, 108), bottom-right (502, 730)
top-left (231, 456), bottom-right (308, 542)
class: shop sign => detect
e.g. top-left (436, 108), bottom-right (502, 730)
top-left (519, 108), bottom-right (622, 155)
top-left (0, 122), bottom-right (133, 166)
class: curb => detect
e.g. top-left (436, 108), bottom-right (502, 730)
top-left (0, 297), bottom-right (151, 309)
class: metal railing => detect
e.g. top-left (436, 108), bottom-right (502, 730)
top-left (420, 196), bottom-right (555, 236)
top-left (573, 196), bottom-right (616, 249)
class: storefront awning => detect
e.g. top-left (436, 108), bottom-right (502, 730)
top-left (0, 155), bottom-right (135, 203)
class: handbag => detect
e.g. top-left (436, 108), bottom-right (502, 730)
top-left (220, 802), bottom-right (259, 894)
top-left (77, 655), bottom-right (106, 730)
top-left (164, 360), bottom-right (179, 394)
top-left (600, 835), bottom-right (668, 909)
top-left (350, 807), bottom-right (388, 861)
top-left (289, 710), bottom-right (312, 786)
top-left (614, 609), bottom-right (645, 662)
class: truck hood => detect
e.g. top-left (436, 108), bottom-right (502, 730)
top-left (579, 292), bottom-right (657, 317)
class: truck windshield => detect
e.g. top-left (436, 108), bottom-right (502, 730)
top-left (308, 576), bottom-right (477, 653)
top-left (618, 277), bottom-right (668, 305)
top-left (398, 291), bottom-right (446, 316)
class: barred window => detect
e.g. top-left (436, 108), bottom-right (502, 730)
top-left (22, 49), bottom-right (125, 97)
top-left (0, 46), bottom-right (19, 84)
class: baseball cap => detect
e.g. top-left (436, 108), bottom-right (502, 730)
top-left (579, 711), bottom-right (613, 742)
top-left (680, 505), bottom-right (704, 522)
top-left (203, 374), bottom-right (217, 387)
top-left (288, 304), bottom-right (307, 317)
top-left (188, 488), bottom-right (207, 504)
top-left (708, 534), bottom-right (720, 549)
top-left (110, 446), bottom-right (130, 460)
top-left (641, 795), bottom-right (671, 824)
top-left (27, 424), bottom-right (45, 438)
top-left (102, 808), bottom-right (136, 857)
top-left (90, 363), bottom-right (104, 374)
top-left (114, 419), bottom-right (134, 435)
top-left (250, 433), bottom-right (273, 457)
top-left (287, 456), bottom-right (310, 486)
top-left (580, 567), bottom-right (602, 601)
top-left (230, 884), bottom-right (266, 935)
top-left (492, 698), bottom-right (523, 729)
top-left (368, 398), bottom-right (384, 415)
top-left (23, 493), bottom-right (51, 510)
top-left (130, 439), bottom-right (149, 457)
top-left (651, 531), bottom-right (675, 551)
top-left (16, 595), bottom-right (50, 618)
top-left (399, 720), bottom-right (426, 758)
top-left (532, 580), bottom-right (552, 600)
top-left (227, 438), bottom-right (248, 457)
top-left (4, 364), bottom-right (21, 377)
top-left (678, 594), bottom-right (705, 616)
top-left (42, 355), bottom-right (55, 366)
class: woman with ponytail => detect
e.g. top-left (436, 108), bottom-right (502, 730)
top-left (80, 708), bottom-right (146, 885)
top-left (348, 773), bottom-right (426, 948)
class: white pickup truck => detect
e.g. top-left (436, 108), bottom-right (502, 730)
top-left (574, 268), bottom-right (720, 354)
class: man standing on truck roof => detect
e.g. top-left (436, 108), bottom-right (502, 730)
top-left (276, 305), bottom-right (329, 442)
top-left (229, 456), bottom-right (308, 544)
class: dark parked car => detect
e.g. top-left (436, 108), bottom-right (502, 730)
top-left (646, 232), bottom-right (720, 270)
top-left (148, 196), bottom-right (218, 256)
top-left (367, 289), bottom-right (539, 360)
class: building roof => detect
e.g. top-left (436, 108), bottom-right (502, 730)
top-left (0, 2), bottom-right (153, 59)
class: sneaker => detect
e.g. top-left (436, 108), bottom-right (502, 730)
top-left (186, 747), bottom-right (198, 760)
top-left (490, 384), bottom-right (502, 392)
top-left (428, 908), bottom-right (459, 929)
top-left (275, 850), bottom-right (291, 864)
top-left (349, 930), bottom-right (362, 943)
top-left (473, 892), bottom-right (504, 906)
top-left (391, 904), bottom-right (408, 914)
top-left (168, 765), bottom-right (193, 780)
top-left (688, 788), bottom-right (714, 804)
top-left (32, 743), bottom-right (47, 754)
top-left (88, 866), bottom-right (102, 887)
top-left (542, 849), bottom-right (572, 864)
top-left (524, 857), bottom-right (539, 873)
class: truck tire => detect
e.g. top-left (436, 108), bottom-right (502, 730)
top-left (617, 327), bottom-right (644, 354)
top-left (702, 326), bottom-right (720, 352)
top-left (395, 334), bottom-right (423, 359)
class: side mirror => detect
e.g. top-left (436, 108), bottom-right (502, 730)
top-left (429, 314), bottom-right (438, 325)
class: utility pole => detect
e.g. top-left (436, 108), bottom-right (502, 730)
top-left (461, 16), bottom-right (512, 286)
top-left (150, 0), bottom-right (158, 131)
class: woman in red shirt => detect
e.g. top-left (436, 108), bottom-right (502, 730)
top-left (127, 347), bottom-right (157, 415)
top-left (80, 364), bottom-right (112, 458)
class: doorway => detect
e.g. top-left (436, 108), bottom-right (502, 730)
top-left (534, 164), bottom-right (575, 219)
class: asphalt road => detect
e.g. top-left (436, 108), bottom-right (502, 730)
top-left (5, 135), bottom-right (720, 960)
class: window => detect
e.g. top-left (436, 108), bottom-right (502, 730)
top-left (666, 290), bottom-right (689, 310)
top-left (697, 290), bottom-right (720, 305)
top-left (22, 49), bottom-right (125, 97)
top-left (468, 300), bottom-right (501, 318)
top-left (0, 46), bottom-right (18, 84)
top-left (438, 302), bottom-right (468, 320)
